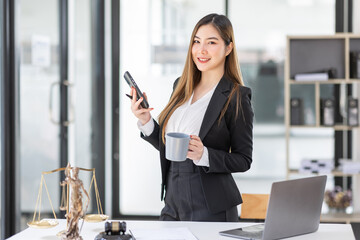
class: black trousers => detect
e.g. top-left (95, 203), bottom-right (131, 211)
top-left (160, 160), bottom-right (238, 222)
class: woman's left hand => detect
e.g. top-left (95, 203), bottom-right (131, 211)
top-left (187, 135), bottom-right (204, 161)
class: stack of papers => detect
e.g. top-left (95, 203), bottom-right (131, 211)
top-left (130, 227), bottom-right (198, 240)
top-left (299, 159), bottom-right (334, 174)
top-left (339, 159), bottom-right (360, 174)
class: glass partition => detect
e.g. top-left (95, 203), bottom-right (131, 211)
top-left (18, 0), bottom-right (99, 229)
top-left (18, 0), bottom-right (60, 229)
top-left (68, 0), bottom-right (93, 209)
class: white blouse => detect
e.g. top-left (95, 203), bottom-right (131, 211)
top-left (138, 85), bottom-right (217, 167)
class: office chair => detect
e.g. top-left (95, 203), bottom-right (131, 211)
top-left (240, 193), bottom-right (270, 220)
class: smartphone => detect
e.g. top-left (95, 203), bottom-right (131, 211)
top-left (124, 71), bottom-right (149, 109)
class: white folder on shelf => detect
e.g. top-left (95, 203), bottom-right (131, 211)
top-left (294, 73), bottom-right (329, 81)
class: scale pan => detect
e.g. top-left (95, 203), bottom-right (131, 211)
top-left (27, 219), bottom-right (59, 229)
top-left (83, 214), bottom-right (109, 222)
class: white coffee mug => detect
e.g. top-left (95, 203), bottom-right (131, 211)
top-left (165, 132), bottom-right (190, 161)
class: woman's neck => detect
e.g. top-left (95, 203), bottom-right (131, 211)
top-left (199, 69), bottom-right (224, 88)
top-left (191, 69), bottom-right (224, 104)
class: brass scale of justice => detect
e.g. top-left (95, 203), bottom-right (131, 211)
top-left (27, 166), bottom-right (108, 229)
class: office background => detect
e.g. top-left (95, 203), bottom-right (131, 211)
top-left (1, 0), bottom-right (360, 239)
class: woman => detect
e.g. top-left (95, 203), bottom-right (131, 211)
top-left (130, 13), bottom-right (253, 222)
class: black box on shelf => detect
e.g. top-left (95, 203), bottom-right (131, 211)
top-left (347, 98), bottom-right (358, 126)
top-left (350, 51), bottom-right (360, 79)
top-left (320, 98), bottom-right (335, 126)
top-left (290, 98), bottom-right (304, 125)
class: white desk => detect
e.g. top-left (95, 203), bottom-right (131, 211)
top-left (8, 219), bottom-right (355, 240)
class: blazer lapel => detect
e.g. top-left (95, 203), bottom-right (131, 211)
top-left (199, 76), bottom-right (232, 140)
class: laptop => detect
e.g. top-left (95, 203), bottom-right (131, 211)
top-left (219, 175), bottom-right (327, 240)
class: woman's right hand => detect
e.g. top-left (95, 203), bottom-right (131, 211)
top-left (130, 87), bottom-right (154, 125)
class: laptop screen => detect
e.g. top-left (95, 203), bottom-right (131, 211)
top-left (219, 175), bottom-right (327, 240)
top-left (263, 175), bottom-right (327, 239)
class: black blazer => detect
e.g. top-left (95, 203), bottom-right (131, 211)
top-left (141, 75), bottom-right (253, 213)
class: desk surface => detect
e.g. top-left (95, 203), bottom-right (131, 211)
top-left (8, 219), bottom-right (355, 240)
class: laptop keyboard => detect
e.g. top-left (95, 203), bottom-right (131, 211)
top-left (219, 224), bottom-right (265, 240)
top-left (239, 224), bottom-right (264, 239)
top-left (237, 230), bottom-right (263, 239)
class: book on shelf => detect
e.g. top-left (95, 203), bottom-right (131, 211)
top-left (320, 98), bottom-right (335, 126)
top-left (290, 98), bottom-right (304, 125)
top-left (347, 98), bottom-right (359, 126)
top-left (350, 51), bottom-right (360, 79)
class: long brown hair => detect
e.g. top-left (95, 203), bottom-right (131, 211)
top-left (158, 13), bottom-right (244, 142)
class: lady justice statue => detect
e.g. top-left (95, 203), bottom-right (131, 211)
top-left (61, 163), bottom-right (90, 240)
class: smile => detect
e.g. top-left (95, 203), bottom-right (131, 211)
top-left (198, 57), bottom-right (211, 63)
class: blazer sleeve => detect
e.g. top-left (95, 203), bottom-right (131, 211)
top-left (141, 119), bottom-right (161, 151)
top-left (205, 87), bottom-right (254, 173)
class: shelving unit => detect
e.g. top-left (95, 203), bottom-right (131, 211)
top-left (288, 169), bottom-right (360, 177)
top-left (321, 212), bottom-right (360, 224)
top-left (285, 34), bottom-right (360, 223)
